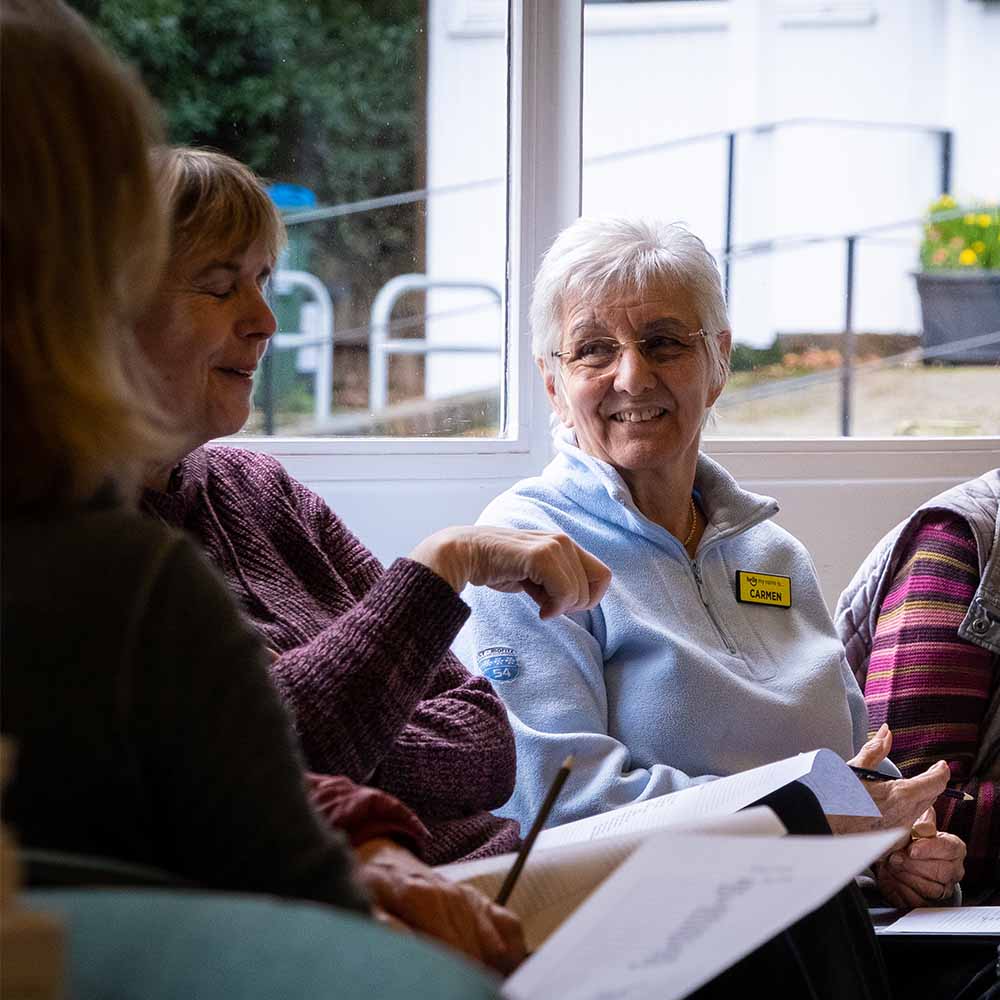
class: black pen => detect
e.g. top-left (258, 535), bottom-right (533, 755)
top-left (849, 765), bottom-right (973, 802)
top-left (495, 754), bottom-right (574, 906)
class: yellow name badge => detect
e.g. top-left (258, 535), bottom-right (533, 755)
top-left (736, 570), bottom-right (792, 608)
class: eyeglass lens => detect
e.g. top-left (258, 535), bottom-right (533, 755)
top-left (566, 331), bottom-right (700, 372)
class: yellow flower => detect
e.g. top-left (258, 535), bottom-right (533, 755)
top-left (978, 214), bottom-right (992, 227)
top-left (940, 195), bottom-right (956, 208)
top-left (973, 240), bottom-right (986, 253)
top-left (959, 248), bottom-right (978, 265)
top-left (964, 213), bottom-right (977, 225)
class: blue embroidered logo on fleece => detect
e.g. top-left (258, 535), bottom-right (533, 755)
top-left (477, 646), bottom-right (520, 682)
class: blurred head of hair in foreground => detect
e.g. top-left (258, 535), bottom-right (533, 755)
top-left (1, 0), bottom-right (170, 512)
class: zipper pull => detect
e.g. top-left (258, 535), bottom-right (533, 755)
top-left (690, 560), bottom-right (707, 603)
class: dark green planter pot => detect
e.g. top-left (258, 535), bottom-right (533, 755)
top-left (914, 270), bottom-right (1000, 364)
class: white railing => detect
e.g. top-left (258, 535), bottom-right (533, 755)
top-left (368, 274), bottom-right (502, 413)
top-left (271, 269), bottom-right (335, 423)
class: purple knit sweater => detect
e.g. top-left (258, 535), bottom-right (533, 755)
top-left (142, 445), bottom-right (520, 864)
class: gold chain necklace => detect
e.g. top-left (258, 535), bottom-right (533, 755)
top-left (682, 495), bottom-right (698, 548)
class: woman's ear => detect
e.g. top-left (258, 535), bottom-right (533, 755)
top-left (538, 358), bottom-right (573, 427)
top-left (707, 329), bottom-right (732, 406)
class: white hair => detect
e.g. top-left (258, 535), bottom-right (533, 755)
top-left (530, 217), bottom-right (731, 403)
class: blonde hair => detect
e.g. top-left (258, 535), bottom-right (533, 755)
top-left (151, 147), bottom-right (286, 272)
top-left (1, 2), bottom-right (171, 511)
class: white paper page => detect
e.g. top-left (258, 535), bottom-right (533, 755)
top-left (796, 749), bottom-right (881, 816)
top-left (437, 808), bottom-right (786, 951)
top-left (876, 907), bottom-right (1000, 936)
top-left (493, 838), bottom-right (636, 951)
top-left (535, 749), bottom-right (877, 852)
top-left (504, 828), bottom-right (900, 1000)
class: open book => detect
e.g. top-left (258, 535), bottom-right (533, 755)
top-left (438, 748), bottom-right (879, 950)
top-left (438, 749), bottom-right (893, 999)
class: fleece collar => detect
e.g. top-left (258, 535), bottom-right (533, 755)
top-left (546, 426), bottom-right (779, 554)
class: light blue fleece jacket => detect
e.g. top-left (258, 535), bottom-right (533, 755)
top-left (454, 430), bottom-right (869, 831)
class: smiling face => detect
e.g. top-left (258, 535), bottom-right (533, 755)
top-left (543, 277), bottom-right (730, 480)
top-left (136, 240), bottom-right (277, 454)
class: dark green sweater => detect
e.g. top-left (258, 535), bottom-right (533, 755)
top-left (2, 499), bottom-right (367, 912)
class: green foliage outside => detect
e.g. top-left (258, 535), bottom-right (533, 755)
top-left (728, 340), bottom-right (784, 373)
top-left (69, 0), bottom-right (424, 301)
top-left (921, 195), bottom-right (1000, 270)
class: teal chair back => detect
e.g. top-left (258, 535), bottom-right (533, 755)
top-left (29, 888), bottom-right (501, 1000)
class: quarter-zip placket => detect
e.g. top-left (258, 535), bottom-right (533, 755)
top-left (690, 556), bottom-right (738, 654)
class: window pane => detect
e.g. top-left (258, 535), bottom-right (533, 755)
top-left (582, 0), bottom-right (1000, 438)
top-left (78, 0), bottom-right (509, 438)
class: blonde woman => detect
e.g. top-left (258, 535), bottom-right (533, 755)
top-left (0, 0), bottom-right (367, 909)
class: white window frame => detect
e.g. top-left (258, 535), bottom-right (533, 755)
top-left (237, 0), bottom-right (583, 487)
top-left (234, 0), bottom-right (999, 492)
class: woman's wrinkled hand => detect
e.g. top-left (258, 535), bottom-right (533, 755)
top-left (875, 808), bottom-right (966, 909)
top-left (410, 525), bottom-right (611, 619)
top-left (356, 838), bottom-right (527, 974)
top-left (845, 723), bottom-right (950, 832)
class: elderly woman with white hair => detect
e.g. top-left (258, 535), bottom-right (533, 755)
top-left (457, 217), bottom-right (965, 909)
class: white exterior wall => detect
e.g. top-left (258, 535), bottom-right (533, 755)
top-left (425, 0), bottom-right (1000, 375)
top-left (422, 1), bottom-right (508, 403)
top-left (945, 0), bottom-right (1000, 197)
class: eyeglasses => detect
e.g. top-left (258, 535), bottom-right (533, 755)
top-left (552, 329), bottom-right (707, 376)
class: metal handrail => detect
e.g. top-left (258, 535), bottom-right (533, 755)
top-left (282, 117), bottom-right (951, 228)
top-left (716, 206), bottom-right (975, 265)
top-left (709, 205), bottom-right (995, 436)
top-left (264, 269), bottom-right (335, 433)
top-left (584, 115), bottom-right (951, 164)
top-left (283, 117), bottom-right (951, 316)
top-left (368, 275), bottom-right (502, 412)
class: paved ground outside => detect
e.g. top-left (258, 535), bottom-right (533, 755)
top-left (713, 363), bottom-right (1000, 438)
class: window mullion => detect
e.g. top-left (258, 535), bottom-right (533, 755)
top-left (510, 0), bottom-right (584, 462)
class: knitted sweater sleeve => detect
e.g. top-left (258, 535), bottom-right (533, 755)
top-left (268, 490), bottom-right (517, 817)
top-left (305, 773), bottom-right (431, 853)
top-left (865, 512), bottom-right (999, 889)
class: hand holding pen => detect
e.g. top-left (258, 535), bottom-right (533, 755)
top-left (849, 764), bottom-right (973, 803)
top-left (848, 725), bottom-right (968, 907)
top-left (847, 723), bottom-right (954, 830)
